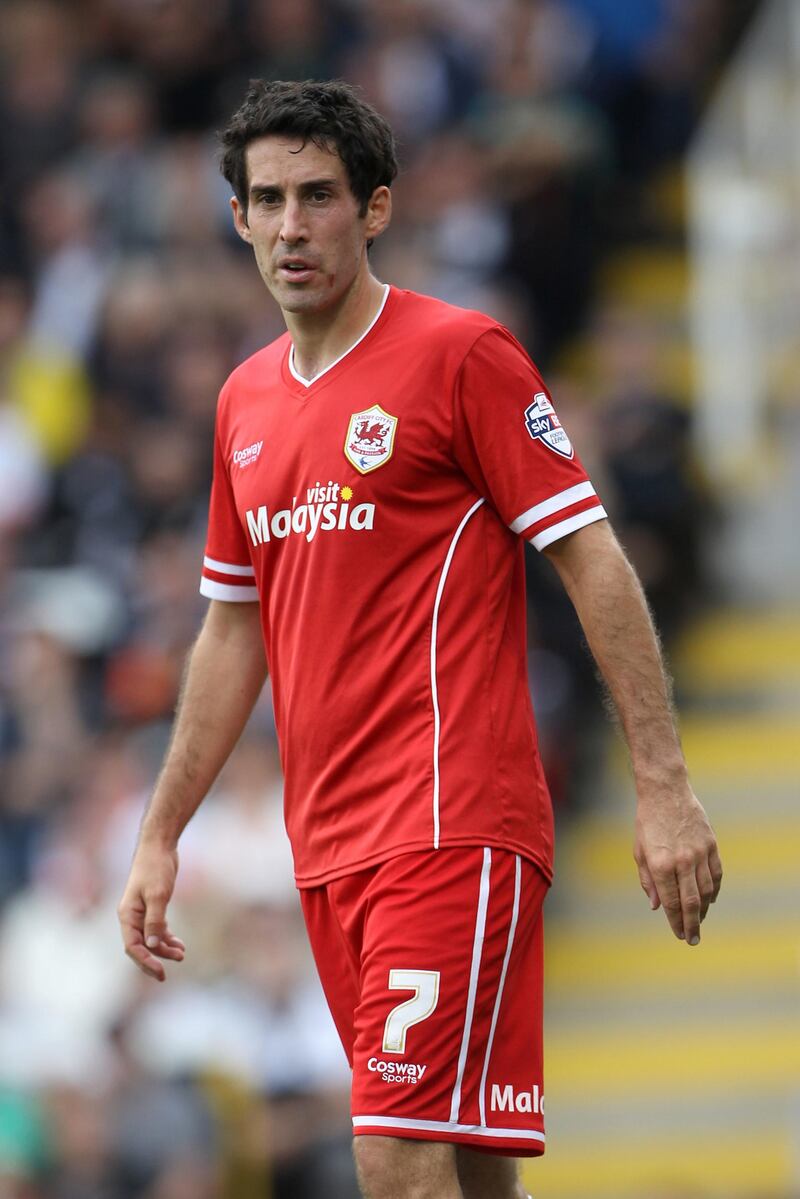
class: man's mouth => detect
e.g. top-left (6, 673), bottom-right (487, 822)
top-left (278, 259), bottom-right (317, 282)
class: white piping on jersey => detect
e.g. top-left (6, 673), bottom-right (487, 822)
top-left (449, 847), bottom-right (492, 1124)
top-left (478, 854), bottom-right (522, 1127)
top-left (203, 555), bottom-right (255, 577)
top-left (288, 283), bottom-right (390, 387)
top-left (509, 481), bottom-right (597, 535)
top-left (352, 1115), bottom-right (544, 1145)
top-left (199, 578), bottom-right (259, 602)
top-left (530, 504), bottom-right (607, 551)
top-left (430, 497), bottom-right (485, 848)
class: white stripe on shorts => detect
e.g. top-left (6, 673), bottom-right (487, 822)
top-left (449, 847), bottom-right (492, 1124)
top-left (478, 853), bottom-right (522, 1126)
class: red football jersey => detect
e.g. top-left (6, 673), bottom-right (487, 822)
top-left (200, 286), bottom-right (606, 887)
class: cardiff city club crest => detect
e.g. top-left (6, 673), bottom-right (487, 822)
top-left (344, 405), bottom-right (398, 474)
top-left (524, 392), bottom-right (574, 459)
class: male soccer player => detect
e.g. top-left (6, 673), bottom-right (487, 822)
top-left (118, 80), bottom-right (722, 1199)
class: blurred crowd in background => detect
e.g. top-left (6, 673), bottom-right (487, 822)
top-left (0, 1), bottom-right (757, 1196)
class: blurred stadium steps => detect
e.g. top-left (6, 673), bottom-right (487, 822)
top-left (597, 245), bottom-right (696, 405)
top-left (599, 247), bottom-right (689, 316)
top-left (522, 607), bottom-right (800, 1199)
top-left (556, 241), bottom-right (695, 406)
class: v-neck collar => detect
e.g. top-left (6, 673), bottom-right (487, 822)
top-left (285, 283), bottom-right (391, 391)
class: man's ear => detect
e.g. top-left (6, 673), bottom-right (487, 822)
top-left (231, 196), bottom-right (252, 244)
top-left (364, 186), bottom-right (392, 244)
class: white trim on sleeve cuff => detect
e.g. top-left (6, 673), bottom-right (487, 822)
top-left (530, 506), bottom-right (607, 550)
top-left (200, 578), bottom-right (259, 602)
top-left (203, 555), bottom-right (255, 577)
top-left (509, 481), bottom-right (597, 534)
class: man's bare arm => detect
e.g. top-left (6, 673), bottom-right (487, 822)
top-left (542, 520), bottom-right (722, 945)
top-left (118, 599), bottom-right (267, 979)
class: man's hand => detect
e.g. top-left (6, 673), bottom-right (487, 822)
top-left (118, 842), bottom-right (186, 982)
top-left (633, 784), bottom-right (723, 945)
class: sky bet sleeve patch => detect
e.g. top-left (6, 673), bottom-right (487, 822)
top-left (523, 393), bottom-right (574, 460)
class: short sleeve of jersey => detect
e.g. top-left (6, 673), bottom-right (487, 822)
top-left (199, 409), bottom-right (259, 602)
top-left (452, 325), bottom-right (606, 549)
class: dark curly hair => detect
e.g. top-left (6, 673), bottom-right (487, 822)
top-left (219, 79), bottom-right (398, 217)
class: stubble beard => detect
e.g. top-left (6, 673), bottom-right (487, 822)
top-left (271, 281), bottom-right (329, 315)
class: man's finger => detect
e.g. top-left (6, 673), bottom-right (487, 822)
top-left (146, 934), bottom-right (185, 961)
top-left (709, 843), bottom-right (723, 900)
top-left (636, 858), bottom-right (660, 910)
top-left (652, 867), bottom-right (685, 940)
top-left (123, 933), bottom-right (167, 982)
top-left (144, 903), bottom-right (170, 948)
top-left (695, 860), bottom-right (715, 922)
top-left (676, 864), bottom-right (702, 946)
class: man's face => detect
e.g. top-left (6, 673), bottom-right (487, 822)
top-left (231, 136), bottom-right (390, 317)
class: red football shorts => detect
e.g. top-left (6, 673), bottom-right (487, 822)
top-left (300, 846), bottom-right (549, 1156)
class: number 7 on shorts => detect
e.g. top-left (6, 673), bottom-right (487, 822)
top-left (382, 969), bottom-right (440, 1054)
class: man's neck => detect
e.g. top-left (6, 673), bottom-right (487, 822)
top-left (285, 272), bottom-right (387, 382)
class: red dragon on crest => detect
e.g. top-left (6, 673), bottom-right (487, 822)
top-left (355, 419), bottom-right (386, 446)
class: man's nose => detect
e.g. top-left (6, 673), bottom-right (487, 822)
top-left (280, 197), bottom-right (307, 244)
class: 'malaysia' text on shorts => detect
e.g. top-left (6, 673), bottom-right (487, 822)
top-left (490, 1083), bottom-right (544, 1114)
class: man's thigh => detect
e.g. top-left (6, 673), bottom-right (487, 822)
top-left (303, 846), bottom-right (549, 1159)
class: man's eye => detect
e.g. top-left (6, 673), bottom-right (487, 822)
top-left (260, 193), bottom-right (280, 205)
top-left (310, 191), bottom-right (330, 202)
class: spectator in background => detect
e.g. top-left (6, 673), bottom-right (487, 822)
top-left (467, 0), bottom-right (611, 361)
top-left (0, 1), bottom-right (84, 269)
top-left (237, 0), bottom-right (358, 87)
top-left (0, 276), bottom-right (49, 535)
top-left (567, 0), bottom-right (729, 176)
top-left (0, 270), bottom-right (89, 477)
top-left (100, 0), bottom-right (235, 134)
top-left (180, 736), bottom-right (294, 906)
top-left (72, 71), bottom-right (164, 253)
top-left (374, 130), bottom-right (514, 319)
top-left (88, 262), bottom-right (174, 419)
top-left (23, 170), bottom-right (111, 362)
top-left (343, 0), bottom-right (482, 148)
top-left (589, 303), bottom-right (708, 640)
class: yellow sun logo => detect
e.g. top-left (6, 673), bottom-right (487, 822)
top-left (340, 485), bottom-right (353, 501)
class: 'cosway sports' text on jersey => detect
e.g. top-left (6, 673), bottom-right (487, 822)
top-left (200, 286), bottom-right (606, 886)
